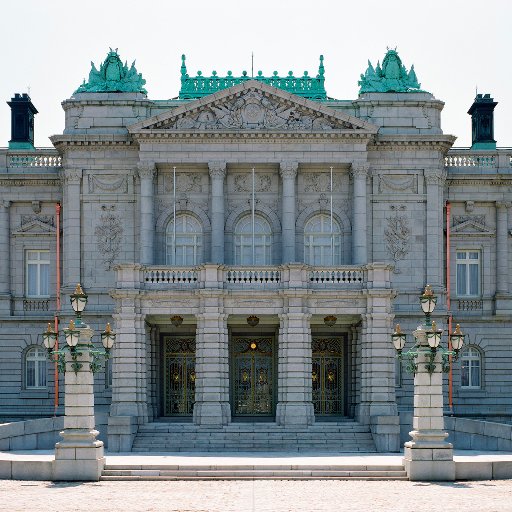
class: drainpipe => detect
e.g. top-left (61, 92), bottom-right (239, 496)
top-left (54, 203), bottom-right (61, 416)
top-left (446, 201), bottom-right (453, 414)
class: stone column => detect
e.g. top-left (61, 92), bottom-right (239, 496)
top-left (61, 168), bottom-right (82, 288)
top-left (279, 161), bottom-right (298, 263)
top-left (424, 169), bottom-right (446, 289)
top-left (193, 280), bottom-right (230, 426)
top-left (109, 276), bottom-right (148, 452)
top-left (53, 325), bottom-right (104, 481)
top-left (351, 162), bottom-right (369, 265)
top-left (137, 162), bottom-right (156, 265)
top-left (403, 325), bottom-right (455, 481)
top-left (208, 161), bottom-right (227, 263)
top-left (276, 275), bottom-right (314, 426)
top-left (356, 263), bottom-right (400, 452)
top-left (495, 201), bottom-right (511, 313)
top-left (0, 201), bottom-right (11, 313)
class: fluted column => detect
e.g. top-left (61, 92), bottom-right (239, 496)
top-left (279, 161), bottom-right (298, 263)
top-left (424, 168), bottom-right (446, 289)
top-left (137, 162), bottom-right (156, 265)
top-left (351, 162), bottom-right (369, 265)
top-left (496, 202), bottom-right (510, 295)
top-left (208, 161), bottom-right (227, 263)
top-left (61, 168), bottom-right (82, 288)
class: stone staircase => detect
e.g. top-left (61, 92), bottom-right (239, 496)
top-left (131, 420), bottom-right (377, 453)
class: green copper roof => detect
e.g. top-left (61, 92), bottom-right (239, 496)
top-left (178, 55), bottom-right (327, 100)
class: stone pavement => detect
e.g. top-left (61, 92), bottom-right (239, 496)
top-left (1, 478), bottom-right (512, 511)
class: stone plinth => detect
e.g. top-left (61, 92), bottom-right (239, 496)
top-left (53, 326), bottom-right (105, 481)
top-left (403, 325), bottom-right (454, 481)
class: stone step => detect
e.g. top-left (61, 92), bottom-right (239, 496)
top-left (101, 467), bottom-right (408, 480)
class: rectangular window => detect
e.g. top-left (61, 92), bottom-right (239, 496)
top-left (26, 250), bottom-right (50, 297)
top-left (456, 251), bottom-right (480, 297)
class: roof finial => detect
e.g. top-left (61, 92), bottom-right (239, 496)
top-left (318, 55), bottom-right (325, 77)
top-left (181, 54), bottom-right (187, 78)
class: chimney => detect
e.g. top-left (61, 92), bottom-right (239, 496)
top-left (468, 93), bottom-right (497, 150)
top-left (7, 93), bottom-right (38, 150)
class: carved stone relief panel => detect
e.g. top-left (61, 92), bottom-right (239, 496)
top-left (232, 173), bottom-right (273, 193)
top-left (384, 205), bottom-right (411, 274)
top-left (378, 174), bottom-right (418, 194)
top-left (302, 173), bottom-right (343, 193)
top-left (94, 207), bottom-right (123, 270)
top-left (163, 172), bottom-right (204, 194)
top-left (88, 174), bottom-right (129, 193)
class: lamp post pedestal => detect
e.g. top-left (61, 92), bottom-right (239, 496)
top-left (53, 326), bottom-right (105, 482)
top-left (403, 326), bottom-right (455, 481)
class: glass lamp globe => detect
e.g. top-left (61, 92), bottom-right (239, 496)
top-left (450, 324), bottom-right (465, 352)
top-left (391, 324), bottom-right (407, 351)
top-left (64, 320), bottom-right (80, 348)
top-left (70, 283), bottom-right (88, 314)
top-left (426, 320), bottom-right (442, 349)
top-left (101, 323), bottom-right (116, 350)
top-left (42, 323), bottom-right (57, 351)
top-left (420, 284), bottom-right (437, 315)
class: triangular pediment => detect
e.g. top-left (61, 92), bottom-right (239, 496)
top-left (129, 81), bottom-right (377, 134)
top-left (451, 218), bottom-right (495, 237)
top-left (13, 218), bottom-right (57, 237)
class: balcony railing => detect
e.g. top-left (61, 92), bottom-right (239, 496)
top-left (5, 148), bottom-right (62, 169)
top-left (445, 149), bottom-right (512, 171)
top-left (117, 263), bottom-right (389, 292)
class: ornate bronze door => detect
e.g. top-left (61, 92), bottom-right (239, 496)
top-left (163, 336), bottom-right (196, 416)
top-left (231, 336), bottom-right (274, 416)
top-left (312, 337), bottom-right (344, 416)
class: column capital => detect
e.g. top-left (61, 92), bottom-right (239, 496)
top-left (61, 168), bottom-right (82, 185)
top-left (496, 201), bottom-right (512, 210)
top-left (279, 161), bottom-right (298, 179)
top-left (136, 161), bottom-right (156, 180)
top-left (350, 161), bottom-right (370, 178)
top-left (0, 200), bottom-right (11, 209)
top-left (208, 161), bottom-right (227, 178)
top-left (424, 168), bottom-right (446, 185)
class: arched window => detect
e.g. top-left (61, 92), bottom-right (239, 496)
top-left (304, 214), bottom-right (342, 266)
top-left (166, 214), bottom-right (203, 265)
top-left (461, 347), bottom-right (482, 389)
top-left (234, 215), bottom-right (272, 265)
top-left (25, 347), bottom-right (47, 389)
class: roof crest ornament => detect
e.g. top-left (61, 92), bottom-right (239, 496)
top-left (179, 54), bottom-right (327, 100)
top-left (74, 49), bottom-right (147, 94)
top-left (358, 49), bottom-right (427, 94)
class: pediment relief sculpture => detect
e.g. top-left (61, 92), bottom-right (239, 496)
top-left (451, 215), bottom-right (494, 236)
top-left (130, 82), bottom-right (376, 134)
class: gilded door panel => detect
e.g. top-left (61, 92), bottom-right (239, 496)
top-left (312, 337), bottom-right (344, 415)
top-left (231, 336), bottom-right (274, 416)
top-left (163, 336), bottom-right (196, 416)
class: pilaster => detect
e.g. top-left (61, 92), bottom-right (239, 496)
top-left (61, 168), bottom-right (82, 288)
top-left (279, 161), bottom-right (298, 263)
top-left (208, 161), bottom-right (227, 264)
top-left (137, 162), bottom-right (156, 265)
top-left (276, 295), bottom-right (314, 426)
top-left (193, 295), bottom-right (231, 426)
top-left (0, 201), bottom-right (11, 313)
top-left (108, 289), bottom-right (148, 451)
top-left (424, 168), bottom-right (446, 289)
top-left (351, 161), bottom-right (369, 265)
top-left (356, 263), bottom-right (400, 452)
top-left (495, 201), bottom-right (512, 313)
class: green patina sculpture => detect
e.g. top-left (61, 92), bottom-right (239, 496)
top-left (75, 48), bottom-right (147, 94)
top-left (358, 49), bottom-right (425, 94)
top-left (179, 55), bottom-right (327, 100)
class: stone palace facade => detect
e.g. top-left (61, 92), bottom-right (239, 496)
top-left (1, 49), bottom-right (511, 453)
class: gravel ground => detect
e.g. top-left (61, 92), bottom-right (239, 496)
top-left (2, 479), bottom-right (512, 512)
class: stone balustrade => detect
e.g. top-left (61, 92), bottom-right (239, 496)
top-left (5, 148), bottom-right (62, 169)
top-left (445, 148), bottom-right (512, 170)
top-left (122, 263), bottom-right (370, 291)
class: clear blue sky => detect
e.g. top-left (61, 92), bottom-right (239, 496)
top-left (1, 0), bottom-right (511, 148)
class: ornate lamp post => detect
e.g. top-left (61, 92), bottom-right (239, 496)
top-left (42, 284), bottom-right (116, 481)
top-left (391, 285), bottom-right (465, 481)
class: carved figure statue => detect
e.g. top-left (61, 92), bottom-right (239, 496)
top-left (75, 48), bottom-right (147, 94)
top-left (358, 49), bottom-right (424, 94)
